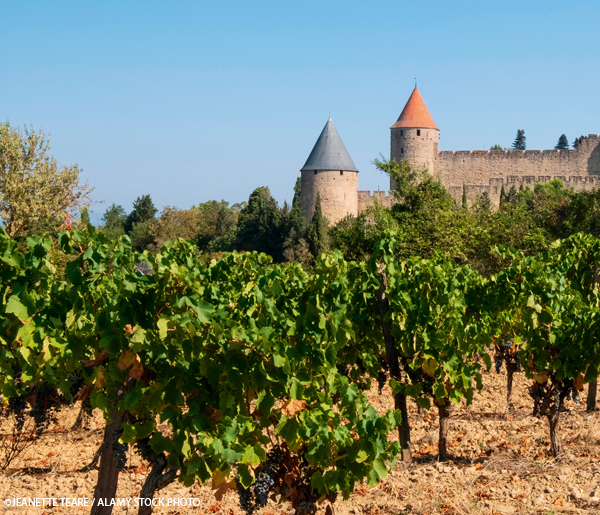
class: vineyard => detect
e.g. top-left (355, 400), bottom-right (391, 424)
top-left (1, 227), bottom-right (600, 515)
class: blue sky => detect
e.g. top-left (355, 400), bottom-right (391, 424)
top-left (2, 1), bottom-right (600, 223)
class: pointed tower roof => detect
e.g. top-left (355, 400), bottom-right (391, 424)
top-left (391, 88), bottom-right (438, 130)
top-left (301, 118), bottom-right (358, 172)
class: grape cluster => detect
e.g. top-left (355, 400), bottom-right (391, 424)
top-left (112, 428), bottom-right (128, 470)
top-left (528, 379), bottom-right (580, 416)
top-left (7, 394), bottom-right (28, 431)
top-left (235, 477), bottom-right (255, 514)
top-left (494, 354), bottom-right (503, 374)
top-left (31, 382), bottom-right (58, 435)
top-left (236, 447), bottom-right (283, 514)
top-left (420, 373), bottom-right (434, 396)
top-left (377, 358), bottom-right (389, 395)
top-left (494, 340), bottom-right (521, 374)
top-left (135, 436), bottom-right (157, 462)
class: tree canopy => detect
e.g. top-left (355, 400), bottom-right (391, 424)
top-left (511, 129), bottom-right (526, 150)
top-left (0, 122), bottom-right (93, 237)
top-left (555, 134), bottom-right (569, 149)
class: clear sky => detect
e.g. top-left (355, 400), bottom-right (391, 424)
top-left (2, 1), bottom-right (600, 223)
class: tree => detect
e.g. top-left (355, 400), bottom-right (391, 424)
top-left (100, 204), bottom-right (127, 238)
top-left (124, 195), bottom-right (157, 234)
top-left (282, 178), bottom-right (310, 262)
top-left (195, 200), bottom-right (239, 250)
top-left (573, 135), bottom-right (585, 149)
top-left (0, 122), bottom-right (94, 237)
top-left (490, 144), bottom-right (504, 151)
top-left (511, 130), bottom-right (526, 150)
top-left (555, 134), bottom-right (569, 149)
top-left (79, 208), bottom-right (90, 228)
top-left (306, 193), bottom-right (329, 258)
top-left (235, 187), bottom-right (283, 259)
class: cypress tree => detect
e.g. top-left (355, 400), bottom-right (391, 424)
top-left (307, 193), bottom-right (329, 258)
top-left (500, 184), bottom-right (507, 205)
top-left (555, 134), bottom-right (569, 149)
top-left (511, 130), bottom-right (526, 151)
top-left (125, 195), bottom-right (158, 234)
top-left (462, 184), bottom-right (468, 209)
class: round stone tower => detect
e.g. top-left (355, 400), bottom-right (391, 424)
top-left (300, 118), bottom-right (358, 224)
top-left (390, 87), bottom-right (439, 189)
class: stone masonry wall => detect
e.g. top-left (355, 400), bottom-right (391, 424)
top-left (301, 170), bottom-right (358, 224)
top-left (390, 127), bottom-right (439, 189)
top-left (357, 191), bottom-right (394, 213)
top-left (439, 135), bottom-right (600, 208)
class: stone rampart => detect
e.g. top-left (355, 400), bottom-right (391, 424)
top-left (357, 190), bottom-right (394, 213)
top-left (436, 135), bottom-right (600, 188)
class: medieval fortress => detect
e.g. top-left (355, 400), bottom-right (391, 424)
top-left (300, 87), bottom-right (600, 223)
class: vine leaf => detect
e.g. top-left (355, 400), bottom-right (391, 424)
top-left (282, 399), bottom-right (308, 417)
top-left (82, 350), bottom-right (108, 367)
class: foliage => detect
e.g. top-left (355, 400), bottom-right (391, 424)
top-left (0, 122), bottom-right (93, 237)
top-left (306, 194), bottom-right (329, 259)
top-left (555, 134), bottom-right (569, 150)
top-left (490, 144), bottom-right (505, 151)
top-left (101, 203), bottom-right (127, 238)
top-left (196, 200), bottom-right (239, 251)
top-left (235, 187), bottom-right (284, 260)
top-left (512, 130), bottom-right (526, 151)
top-left (125, 195), bottom-right (158, 234)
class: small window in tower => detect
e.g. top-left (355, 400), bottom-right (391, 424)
top-left (401, 148), bottom-right (404, 154)
top-left (400, 130), bottom-right (403, 136)
top-left (340, 171), bottom-right (343, 175)
top-left (417, 130), bottom-right (421, 136)
top-left (314, 170), bottom-right (317, 175)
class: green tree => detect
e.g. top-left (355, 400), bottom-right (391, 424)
top-left (306, 193), bottom-right (329, 258)
top-left (124, 195), bottom-right (157, 234)
top-left (79, 208), bottom-right (90, 228)
top-left (101, 203), bottom-right (127, 238)
top-left (573, 135), bottom-right (585, 149)
top-left (511, 129), bottom-right (526, 150)
top-left (235, 186), bottom-right (283, 259)
top-left (195, 200), bottom-right (239, 250)
top-left (0, 122), bottom-right (94, 237)
top-left (282, 178), bottom-right (310, 263)
top-left (490, 144), bottom-right (504, 151)
top-left (555, 134), bottom-right (569, 149)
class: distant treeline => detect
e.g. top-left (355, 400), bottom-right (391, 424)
top-left (98, 159), bottom-right (600, 275)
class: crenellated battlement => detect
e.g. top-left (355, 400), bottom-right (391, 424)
top-left (357, 190), bottom-right (394, 212)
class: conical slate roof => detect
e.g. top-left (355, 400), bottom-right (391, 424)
top-left (391, 88), bottom-right (438, 130)
top-left (301, 118), bottom-right (358, 172)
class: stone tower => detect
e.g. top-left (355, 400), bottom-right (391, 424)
top-left (390, 87), bottom-right (439, 189)
top-left (300, 118), bottom-right (359, 224)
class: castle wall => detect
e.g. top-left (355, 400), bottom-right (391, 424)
top-left (358, 190), bottom-right (394, 213)
top-left (436, 135), bottom-right (600, 187)
top-left (439, 135), bottom-right (600, 208)
top-left (301, 170), bottom-right (358, 224)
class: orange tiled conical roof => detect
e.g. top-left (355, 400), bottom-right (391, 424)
top-left (391, 88), bottom-right (438, 130)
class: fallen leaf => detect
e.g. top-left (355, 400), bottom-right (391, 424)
top-left (554, 496), bottom-right (565, 506)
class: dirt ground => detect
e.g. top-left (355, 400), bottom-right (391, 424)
top-left (1, 367), bottom-right (599, 515)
